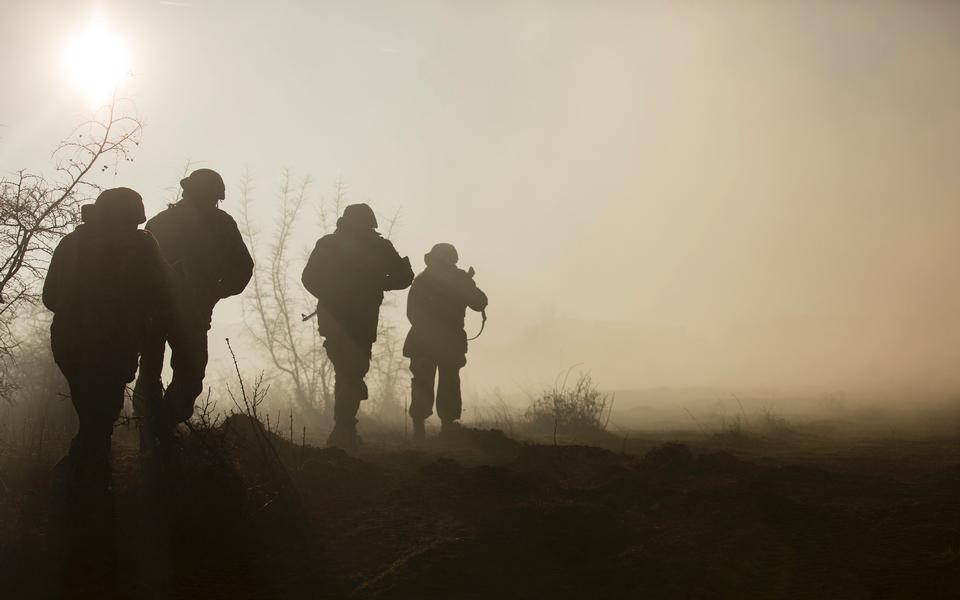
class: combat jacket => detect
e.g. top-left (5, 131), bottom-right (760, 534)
top-left (403, 265), bottom-right (488, 367)
top-left (302, 227), bottom-right (413, 345)
top-left (43, 225), bottom-right (173, 381)
top-left (145, 201), bottom-right (253, 330)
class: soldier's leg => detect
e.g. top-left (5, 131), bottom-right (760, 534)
top-left (67, 376), bottom-right (125, 490)
top-left (408, 358), bottom-right (438, 421)
top-left (166, 327), bottom-right (209, 424)
top-left (134, 319), bottom-right (167, 422)
top-left (354, 340), bottom-right (372, 408)
top-left (325, 337), bottom-right (371, 451)
top-left (435, 364), bottom-right (463, 425)
top-left (325, 338), bottom-right (351, 424)
top-left (327, 336), bottom-right (371, 427)
top-left (408, 358), bottom-right (436, 441)
top-left (67, 377), bottom-right (96, 461)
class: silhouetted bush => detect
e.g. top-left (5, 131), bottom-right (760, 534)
top-left (525, 372), bottom-right (613, 435)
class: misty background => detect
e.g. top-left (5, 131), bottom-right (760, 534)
top-left (2, 0), bottom-right (959, 411)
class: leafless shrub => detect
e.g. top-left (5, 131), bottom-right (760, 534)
top-left (757, 402), bottom-right (793, 434)
top-left (183, 388), bottom-right (233, 466)
top-left (699, 396), bottom-right (793, 442)
top-left (193, 388), bottom-right (224, 431)
top-left (223, 338), bottom-right (301, 506)
top-left (525, 371), bottom-right (613, 437)
top-left (225, 339), bottom-right (271, 423)
top-left (717, 413), bottom-right (746, 440)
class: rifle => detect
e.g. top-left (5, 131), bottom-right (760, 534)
top-left (466, 266), bottom-right (487, 341)
top-left (467, 309), bottom-right (487, 341)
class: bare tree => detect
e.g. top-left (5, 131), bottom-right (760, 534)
top-left (239, 169), bottom-right (335, 421)
top-left (0, 93), bottom-right (142, 392)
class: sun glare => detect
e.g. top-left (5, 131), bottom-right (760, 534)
top-left (63, 20), bottom-right (131, 107)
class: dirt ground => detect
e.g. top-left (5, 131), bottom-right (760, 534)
top-left (0, 417), bottom-right (958, 599)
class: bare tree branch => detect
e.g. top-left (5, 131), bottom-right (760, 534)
top-left (0, 92), bottom-right (143, 397)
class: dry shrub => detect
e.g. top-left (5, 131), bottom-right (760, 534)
top-left (525, 372), bottom-right (613, 437)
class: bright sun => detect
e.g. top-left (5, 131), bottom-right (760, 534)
top-left (63, 20), bottom-right (131, 107)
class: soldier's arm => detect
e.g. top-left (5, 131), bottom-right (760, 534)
top-left (41, 236), bottom-right (75, 313)
top-left (466, 286), bottom-right (488, 313)
top-left (405, 277), bottom-right (426, 327)
top-left (380, 239), bottom-right (414, 291)
top-left (302, 237), bottom-right (335, 300)
top-left (216, 215), bottom-right (254, 299)
top-left (140, 232), bottom-right (177, 320)
top-left (460, 270), bottom-right (488, 312)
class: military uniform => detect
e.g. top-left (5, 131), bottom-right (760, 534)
top-left (134, 169), bottom-right (253, 433)
top-left (302, 203), bottom-right (413, 449)
top-left (403, 244), bottom-right (487, 434)
top-left (43, 188), bottom-right (172, 488)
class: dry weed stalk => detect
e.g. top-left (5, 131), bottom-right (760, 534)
top-left (225, 338), bottom-right (302, 510)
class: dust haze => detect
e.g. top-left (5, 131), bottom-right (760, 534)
top-left (2, 2), bottom-right (960, 598)
top-left (4, 0), bottom-right (959, 404)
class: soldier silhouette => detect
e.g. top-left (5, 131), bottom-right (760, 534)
top-left (404, 243), bottom-right (488, 441)
top-left (134, 168), bottom-right (253, 451)
top-left (44, 188), bottom-right (173, 494)
top-left (302, 203), bottom-right (413, 451)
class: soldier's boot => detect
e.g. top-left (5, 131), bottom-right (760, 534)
top-left (142, 383), bottom-right (193, 468)
top-left (56, 434), bottom-right (112, 502)
top-left (327, 422), bottom-right (362, 453)
top-left (412, 419), bottom-right (426, 443)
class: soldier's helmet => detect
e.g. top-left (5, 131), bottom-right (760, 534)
top-left (338, 203), bottom-right (378, 230)
top-left (424, 243), bottom-right (458, 267)
top-left (89, 187), bottom-right (146, 225)
top-left (180, 168), bottom-right (226, 201)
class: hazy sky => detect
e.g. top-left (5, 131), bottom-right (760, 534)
top-left (2, 0), bottom-right (960, 393)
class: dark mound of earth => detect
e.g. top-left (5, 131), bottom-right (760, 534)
top-left (1, 420), bottom-right (957, 599)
